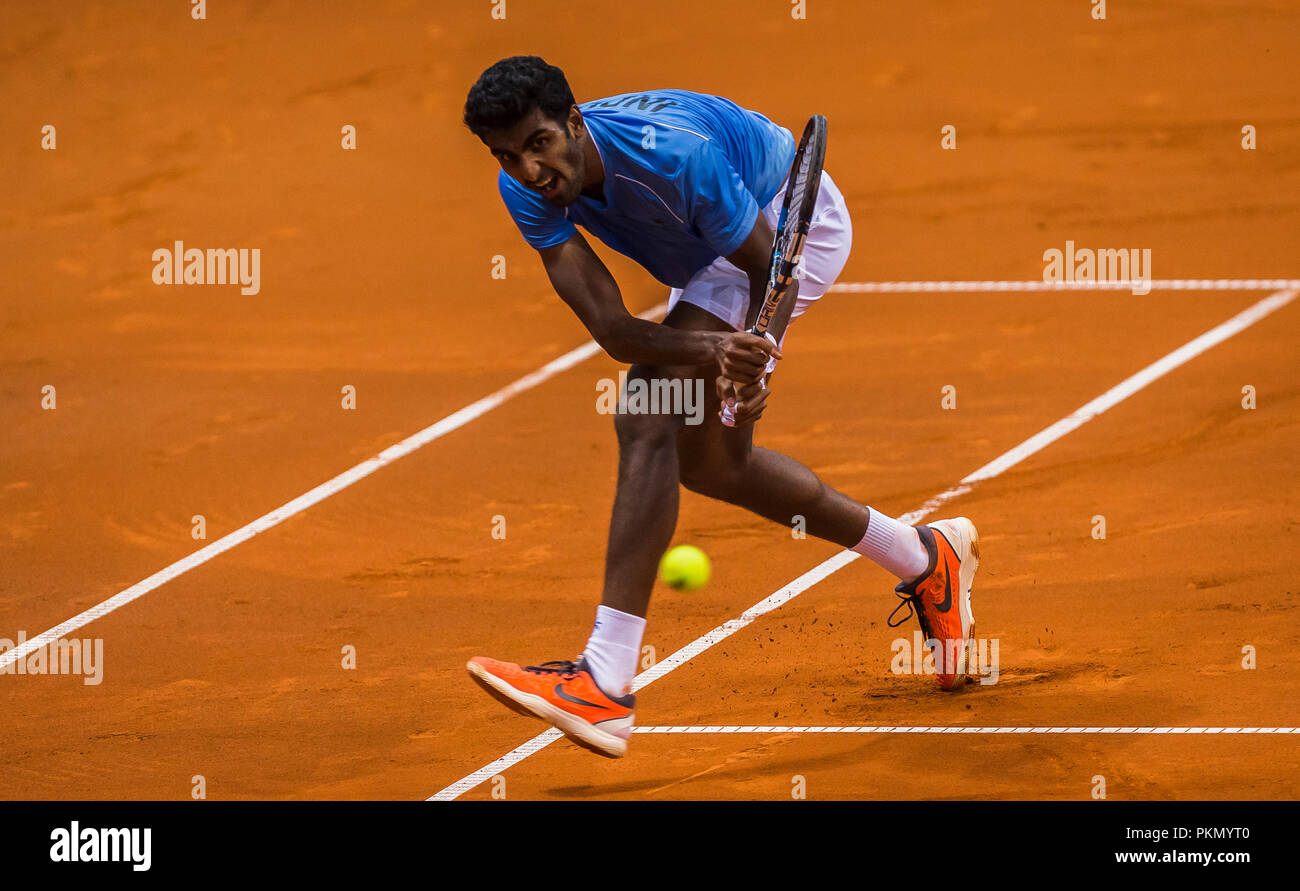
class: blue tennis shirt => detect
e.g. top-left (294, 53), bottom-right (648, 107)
top-left (498, 89), bottom-right (796, 287)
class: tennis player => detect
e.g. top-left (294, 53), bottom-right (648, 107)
top-left (462, 56), bottom-right (979, 757)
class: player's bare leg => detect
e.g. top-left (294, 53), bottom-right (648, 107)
top-left (666, 302), bottom-right (872, 545)
top-left (595, 300), bottom-right (906, 625)
top-left (599, 365), bottom-right (688, 619)
top-left (589, 300), bottom-right (979, 695)
top-left (671, 302), bottom-right (979, 690)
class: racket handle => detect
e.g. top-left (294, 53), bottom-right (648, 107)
top-left (719, 331), bottom-right (778, 427)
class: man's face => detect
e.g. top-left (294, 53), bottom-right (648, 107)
top-left (483, 106), bottom-right (586, 207)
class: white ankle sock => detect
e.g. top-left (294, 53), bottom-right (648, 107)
top-left (582, 605), bottom-right (646, 698)
top-left (852, 507), bottom-right (931, 582)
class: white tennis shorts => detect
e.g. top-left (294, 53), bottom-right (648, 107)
top-left (667, 168), bottom-right (853, 372)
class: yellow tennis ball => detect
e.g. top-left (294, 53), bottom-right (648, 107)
top-left (659, 545), bottom-right (711, 591)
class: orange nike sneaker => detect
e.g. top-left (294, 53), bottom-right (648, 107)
top-left (466, 655), bottom-right (635, 758)
top-left (887, 517), bottom-right (980, 691)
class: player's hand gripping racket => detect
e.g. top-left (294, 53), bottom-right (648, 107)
top-left (720, 114), bottom-right (828, 427)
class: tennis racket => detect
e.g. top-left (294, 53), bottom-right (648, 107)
top-left (721, 113), bottom-right (828, 427)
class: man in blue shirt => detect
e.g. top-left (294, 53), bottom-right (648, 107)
top-left (462, 57), bottom-right (980, 758)
top-left (496, 87), bottom-right (795, 288)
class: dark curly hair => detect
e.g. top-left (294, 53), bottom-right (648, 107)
top-left (464, 56), bottom-right (576, 139)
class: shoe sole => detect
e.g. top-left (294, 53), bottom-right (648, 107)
top-left (927, 517), bottom-right (980, 688)
top-left (466, 661), bottom-right (629, 758)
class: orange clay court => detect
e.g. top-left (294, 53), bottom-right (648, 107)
top-left (1, 1), bottom-right (1298, 801)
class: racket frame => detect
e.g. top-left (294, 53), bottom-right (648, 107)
top-left (721, 114), bottom-right (828, 427)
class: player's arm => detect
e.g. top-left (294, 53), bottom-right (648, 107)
top-left (538, 232), bottom-right (777, 377)
top-left (726, 213), bottom-right (797, 343)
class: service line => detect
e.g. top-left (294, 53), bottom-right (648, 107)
top-left (830, 278), bottom-right (1300, 293)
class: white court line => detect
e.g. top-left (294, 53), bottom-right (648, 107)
top-left (0, 304), bottom-right (666, 673)
top-left (830, 278), bottom-right (1300, 293)
top-left (430, 287), bottom-right (1297, 800)
top-left (632, 726), bottom-right (1300, 734)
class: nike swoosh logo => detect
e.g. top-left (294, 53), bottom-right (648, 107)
top-left (554, 683), bottom-right (609, 710)
top-left (934, 562), bottom-right (953, 612)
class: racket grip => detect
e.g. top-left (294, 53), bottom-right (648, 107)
top-left (720, 330), bottom-right (779, 427)
top-left (719, 377), bottom-right (769, 427)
